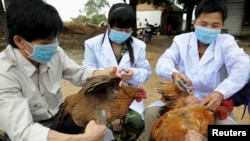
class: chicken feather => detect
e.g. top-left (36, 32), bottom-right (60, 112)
top-left (149, 81), bottom-right (215, 141)
top-left (60, 75), bottom-right (146, 127)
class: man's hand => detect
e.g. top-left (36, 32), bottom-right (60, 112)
top-left (184, 130), bottom-right (207, 141)
top-left (47, 120), bottom-right (107, 141)
top-left (185, 95), bottom-right (200, 104)
top-left (93, 66), bottom-right (121, 78)
top-left (172, 72), bottom-right (193, 93)
top-left (200, 91), bottom-right (224, 111)
top-left (83, 120), bottom-right (107, 141)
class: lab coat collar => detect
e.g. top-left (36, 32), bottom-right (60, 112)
top-left (188, 33), bottom-right (215, 71)
top-left (102, 30), bottom-right (130, 66)
top-left (198, 43), bottom-right (214, 68)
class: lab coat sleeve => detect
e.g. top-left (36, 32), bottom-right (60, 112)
top-left (214, 35), bottom-right (250, 98)
top-left (156, 39), bottom-right (181, 80)
top-left (128, 46), bottom-right (151, 86)
top-left (82, 39), bottom-right (99, 68)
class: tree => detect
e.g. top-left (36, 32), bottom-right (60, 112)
top-left (71, 15), bottom-right (91, 23)
top-left (0, 0), bottom-right (14, 38)
top-left (175, 0), bottom-right (201, 32)
top-left (84, 0), bottom-right (110, 17)
top-left (243, 0), bottom-right (250, 26)
top-left (128, 0), bottom-right (138, 36)
top-left (71, 14), bottom-right (106, 25)
top-left (72, 0), bottom-right (109, 25)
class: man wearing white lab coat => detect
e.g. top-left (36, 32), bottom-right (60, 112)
top-left (143, 0), bottom-right (250, 140)
top-left (157, 32), bottom-right (250, 101)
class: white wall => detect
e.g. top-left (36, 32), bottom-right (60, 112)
top-left (224, 0), bottom-right (245, 35)
top-left (136, 11), bottom-right (161, 28)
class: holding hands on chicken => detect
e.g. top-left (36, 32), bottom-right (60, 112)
top-left (93, 66), bottom-right (121, 78)
top-left (143, 1), bottom-right (250, 140)
top-left (173, 71), bottom-right (224, 112)
top-left (81, 120), bottom-right (107, 140)
top-left (48, 120), bottom-right (106, 141)
top-left (120, 68), bottom-right (133, 82)
top-left (184, 130), bottom-right (207, 141)
top-left (0, 0), bottom-right (124, 141)
top-left (82, 3), bottom-right (151, 140)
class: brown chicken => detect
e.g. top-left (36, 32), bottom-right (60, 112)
top-left (61, 75), bottom-right (146, 127)
top-left (149, 81), bottom-right (215, 141)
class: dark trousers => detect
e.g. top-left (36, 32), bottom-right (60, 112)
top-left (40, 104), bottom-right (84, 134)
top-left (2, 104), bottom-right (84, 141)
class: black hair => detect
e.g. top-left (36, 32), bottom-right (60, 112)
top-left (108, 3), bottom-right (136, 29)
top-left (6, 0), bottom-right (63, 48)
top-left (103, 3), bottom-right (135, 65)
top-left (195, 0), bottom-right (228, 22)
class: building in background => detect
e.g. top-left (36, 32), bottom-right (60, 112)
top-left (136, 3), bottom-right (183, 36)
top-left (224, 0), bottom-right (249, 36)
top-left (136, 4), bottom-right (162, 29)
top-left (136, 0), bottom-right (250, 37)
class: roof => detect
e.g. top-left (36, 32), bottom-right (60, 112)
top-left (136, 3), bottom-right (183, 12)
top-left (136, 3), bottom-right (164, 11)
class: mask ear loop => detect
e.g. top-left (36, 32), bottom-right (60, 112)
top-left (23, 40), bottom-right (34, 58)
top-left (54, 38), bottom-right (59, 44)
top-left (23, 49), bottom-right (32, 58)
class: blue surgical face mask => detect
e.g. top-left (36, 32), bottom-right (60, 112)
top-left (194, 26), bottom-right (221, 44)
top-left (25, 40), bottom-right (58, 64)
top-left (109, 29), bottom-right (131, 44)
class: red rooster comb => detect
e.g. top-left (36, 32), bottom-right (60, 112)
top-left (217, 99), bottom-right (234, 120)
top-left (135, 86), bottom-right (147, 102)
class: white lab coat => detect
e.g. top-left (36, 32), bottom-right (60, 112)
top-left (83, 31), bottom-right (151, 140)
top-left (156, 32), bottom-right (250, 100)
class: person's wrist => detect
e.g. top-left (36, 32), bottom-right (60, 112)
top-left (172, 72), bottom-right (179, 80)
top-left (214, 91), bottom-right (224, 99)
top-left (92, 70), bottom-right (99, 76)
top-left (92, 69), bottom-right (107, 77)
